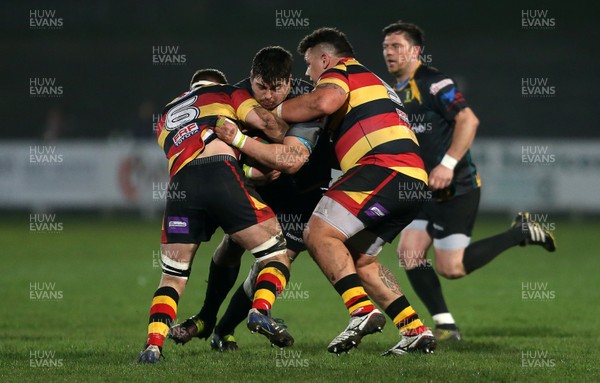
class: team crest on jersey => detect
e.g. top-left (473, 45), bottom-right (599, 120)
top-left (429, 79), bottom-right (454, 95)
top-left (440, 88), bottom-right (457, 104)
top-left (173, 123), bottom-right (199, 146)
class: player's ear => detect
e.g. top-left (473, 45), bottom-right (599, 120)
top-left (321, 53), bottom-right (330, 69)
top-left (413, 45), bottom-right (422, 59)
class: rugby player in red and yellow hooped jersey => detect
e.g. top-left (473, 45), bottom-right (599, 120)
top-left (277, 28), bottom-right (436, 355)
top-left (138, 69), bottom-right (294, 363)
top-left (156, 70), bottom-right (285, 177)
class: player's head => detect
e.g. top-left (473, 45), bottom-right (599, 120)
top-left (249, 46), bottom-right (293, 110)
top-left (297, 27), bottom-right (355, 83)
top-left (381, 21), bottom-right (425, 77)
top-left (190, 68), bottom-right (228, 89)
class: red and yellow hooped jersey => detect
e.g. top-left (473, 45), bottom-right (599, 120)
top-left (156, 82), bottom-right (260, 177)
top-left (316, 58), bottom-right (427, 184)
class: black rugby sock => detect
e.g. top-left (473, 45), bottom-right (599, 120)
top-left (405, 265), bottom-right (449, 316)
top-left (197, 259), bottom-right (240, 323)
top-left (214, 284), bottom-right (252, 336)
top-left (462, 227), bottom-right (524, 274)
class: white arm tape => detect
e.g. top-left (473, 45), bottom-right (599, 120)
top-left (440, 154), bottom-right (458, 170)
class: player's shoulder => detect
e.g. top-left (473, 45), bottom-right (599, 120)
top-left (233, 77), bottom-right (252, 93)
top-left (323, 57), bottom-right (355, 76)
top-left (415, 65), bottom-right (457, 96)
top-left (415, 64), bottom-right (448, 83)
top-left (190, 81), bottom-right (238, 95)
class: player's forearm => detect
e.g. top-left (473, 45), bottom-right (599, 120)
top-left (446, 108), bottom-right (479, 160)
top-left (245, 108), bottom-right (288, 143)
top-left (241, 138), bottom-right (307, 174)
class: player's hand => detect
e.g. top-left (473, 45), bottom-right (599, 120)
top-left (214, 116), bottom-right (245, 147)
top-left (265, 169), bottom-right (281, 182)
top-left (428, 164), bottom-right (454, 190)
top-left (250, 168), bottom-right (281, 185)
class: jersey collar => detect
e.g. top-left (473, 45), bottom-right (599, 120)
top-left (395, 60), bottom-right (422, 91)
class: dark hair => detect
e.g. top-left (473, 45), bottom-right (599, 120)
top-left (250, 46), bottom-right (293, 86)
top-left (382, 21), bottom-right (425, 46)
top-left (297, 27), bottom-right (355, 57)
top-left (190, 68), bottom-right (228, 87)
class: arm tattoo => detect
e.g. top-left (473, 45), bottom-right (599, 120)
top-left (378, 264), bottom-right (403, 296)
top-left (318, 83), bottom-right (347, 97)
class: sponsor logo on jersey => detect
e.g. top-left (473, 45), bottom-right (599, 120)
top-left (396, 108), bottom-right (410, 125)
top-left (429, 79), bottom-right (454, 95)
top-left (173, 123), bottom-right (199, 147)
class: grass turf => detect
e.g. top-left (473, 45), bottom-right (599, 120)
top-left (1, 214), bottom-right (599, 382)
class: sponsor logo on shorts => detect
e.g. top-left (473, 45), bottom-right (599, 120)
top-left (429, 79), bottom-right (454, 95)
top-left (167, 216), bottom-right (189, 234)
top-left (364, 203), bottom-right (389, 219)
top-left (285, 232), bottom-right (304, 245)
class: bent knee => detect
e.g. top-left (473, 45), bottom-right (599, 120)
top-left (436, 262), bottom-right (466, 279)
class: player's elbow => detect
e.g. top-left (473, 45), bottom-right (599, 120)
top-left (315, 97), bottom-right (337, 115)
top-left (470, 113), bottom-right (480, 131)
top-left (461, 108), bottom-right (479, 131)
top-left (280, 155), bottom-right (308, 174)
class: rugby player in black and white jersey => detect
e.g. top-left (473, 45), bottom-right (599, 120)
top-left (382, 21), bottom-right (556, 341)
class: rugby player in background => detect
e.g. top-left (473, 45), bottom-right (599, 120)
top-left (272, 27), bottom-right (436, 356)
top-left (137, 69), bottom-right (292, 363)
top-left (382, 21), bottom-right (556, 341)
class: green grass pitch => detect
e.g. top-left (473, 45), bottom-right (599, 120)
top-left (1, 214), bottom-right (599, 382)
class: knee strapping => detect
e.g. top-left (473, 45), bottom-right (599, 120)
top-left (161, 253), bottom-right (191, 279)
top-left (251, 234), bottom-right (287, 263)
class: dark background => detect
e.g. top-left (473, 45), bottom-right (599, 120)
top-left (1, 0), bottom-right (597, 139)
